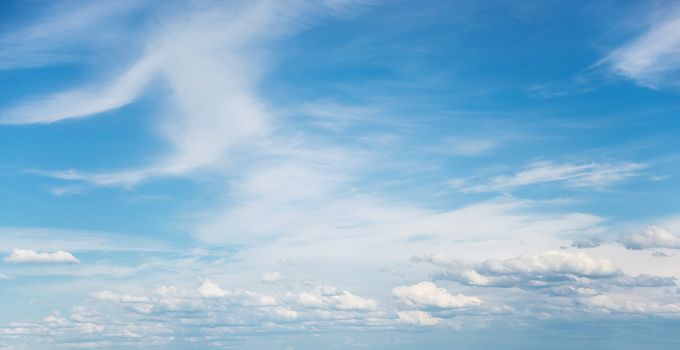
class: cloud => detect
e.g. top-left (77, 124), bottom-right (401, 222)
top-left (571, 237), bottom-right (602, 249)
top-left (1, 1), bottom-right (368, 187)
top-left (392, 282), bottom-right (481, 308)
top-left (297, 286), bottom-right (378, 311)
top-left (396, 310), bottom-right (440, 326)
top-left (581, 294), bottom-right (680, 314)
top-left (420, 251), bottom-right (621, 289)
top-left (619, 226), bottom-right (680, 250)
top-left (0, 0), bottom-right (144, 70)
top-left (1, 54), bottom-right (159, 124)
top-left (451, 161), bottom-right (646, 193)
top-left (197, 279), bottom-right (228, 299)
top-left (261, 271), bottom-right (283, 283)
top-left (443, 137), bottom-right (498, 156)
top-left (4, 249), bottom-right (80, 264)
top-left (0, 273), bottom-right (14, 280)
top-left (420, 250), bottom-right (677, 298)
top-left (604, 8), bottom-right (680, 88)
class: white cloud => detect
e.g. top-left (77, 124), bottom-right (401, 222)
top-left (92, 291), bottom-right (149, 303)
top-left (0, 0), bottom-right (144, 70)
top-left (2, 54), bottom-right (159, 125)
top-left (197, 279), bottom-right (228, 299)
top-left (0, 273), bottom-right (14, 280)
top-left (581, 294), bottom-right (680, 314)
top-left (420, 250), bottom-right (623, 290)
top-left (452, 161), bottom-right (646, 193)
top-left (4, 248), bottom-right (80, 264)
top-left (269, 307), bottom-right (299, 320)
top-left (396, 310), bottom-right (440, 326)
top-left (392, 281), bottom-right (481, 308)
top-left (261, 271), bottom-right (283, 283)
top-left (0, 1), bottom-right (366, 186)
top-left (297, 287), bottom-right (378, 311)
top-left (619, 226), bottom-right (680, 250)
top-left (605, 9), bottom-right (680, 88)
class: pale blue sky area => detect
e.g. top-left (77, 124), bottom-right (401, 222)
top-left (1, 1), bottom-right (680, 349)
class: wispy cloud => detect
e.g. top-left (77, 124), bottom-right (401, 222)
top-left (451, 161), bottom-right (646, 193)
top-left (0, 0), bottom-right (144, 70)
top-left (603, 6), bottom-right (680, 88)
top-left (1, 1), bottom-right (359, 186)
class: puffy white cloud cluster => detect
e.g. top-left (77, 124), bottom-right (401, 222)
top-left (420, 251), bottom-right (620, 289)
top-left (418, 250), bottom-right (678, 307)
top-left (4, 248), bottom-right (80, 264)
top-left (396, 310), bottom-right (441, 326)
top-left (297, 286), bottom-right (378, 311)
top-left (392, 282), bottom-right (481, 309)
top-left (619, 226), bottom-right (680, 250)
top-left (580, 294), bottom-right (680, 314)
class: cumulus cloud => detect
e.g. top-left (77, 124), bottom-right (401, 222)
top-left (0, 273), bottom-right (14, 280)
top-left (581, 294), bottom-right (680, 314)
top-left (297, 286), bottom-right (378, 311)
top-left (619, 226), bottom-right (680, 250)
top-left (419, 250), bottom-right (626, 291)
top-left (197, 279), bottom-right (228, 299)
top-left (396, 310), bottom-right (440, 326)
top-left (430, 251), bottom-right (618, 286)
top-left (392, 282), bottom-right (481, 308)
top-left (420, 250), bottom-right (677, 297)
top-left (4, 248), bottom-right (80, 264)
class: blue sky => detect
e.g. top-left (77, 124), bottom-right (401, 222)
top-left (1, 0), bottom-right (680, 349)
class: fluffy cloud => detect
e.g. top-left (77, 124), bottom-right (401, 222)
top-left (580, 294), bottom-right (680, 314)
top-left (619, 226), bottom-right (680, 250)
top-left (420, 250), bottom-right (677, 301)
top-left (0, 273), bottom-right (14, 280)
top-left (422, 251), bottom-right (619, 289)
top-left (392, 282), bottom-right (481, 308)
top-left (297, 286), bottom-right (378, 311)
top-left (396, 310), bottom-right (440, 326)
top-left (197, 279), bottom-right (228, 299)
top-left (4, 248), bottom-right (80, 264)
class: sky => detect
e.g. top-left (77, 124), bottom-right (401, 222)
top-left (1, 0), bottom-right (680, 349)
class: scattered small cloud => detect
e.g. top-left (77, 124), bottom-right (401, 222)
top-left (4, 248), bottom-right (80, 264)
top-left (572, 237), bottom-right (602, 249)
top-left (197, 279), bottom-right (228, 299)
top-left (396, 310), bottom-right (440, 326)
top-left (392, 281), bottom-right (481, 308)
top-left (619, 226), bottom-right (680, 250)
